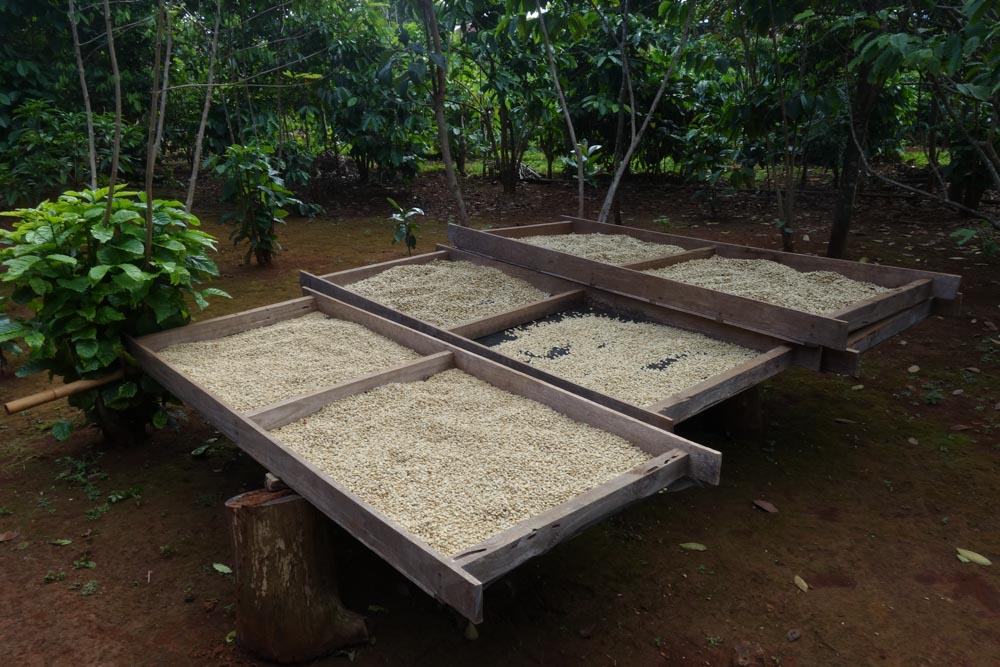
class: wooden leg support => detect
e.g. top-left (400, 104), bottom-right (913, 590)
top-left (226, 489), bottom-right (369, 663)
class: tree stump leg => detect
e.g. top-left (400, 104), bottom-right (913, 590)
top-left (226, 489), bottom-right (368, 663)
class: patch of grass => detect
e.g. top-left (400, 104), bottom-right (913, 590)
top-left (160, 544), bottom-right (177, 559)
top-left (86, 503), bottom-right (110, 521)
top-left (43, 570), bottom-right (66, 584)
top-left (0, 506), bottom-right (12, 516)
top-left (706, 635), bottom-right (724, 649)
top-left (55, 454), bottom-right (106, 502)
top-left (78, 580), bottom-right (99, 596)
top-left (72, 554), bottom-right (96, 570)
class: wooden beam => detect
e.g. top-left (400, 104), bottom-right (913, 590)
top-left (301, 284), bottom-right (722, 483)
top-left (456, 450), bottom-right (689, 584)
top-left (835, 298), bottom-right (934, 359)
top-left (300, 277), bottom-right (679, 433)
top-left (561, 218), bottom-right (962, 300)
top-left (645, 346), bottom-right (794, 423)
top-left (138, 296), bottom-right (317, 352)
top-left (828, 279), bottom-right (933, 330)
top-left (448, 290), bottom-right (585, 340)
top-left (318, 250), bottom-right (450, 285)
top-left (440, 245), bottom-right (579, 295)
top-left (246, 352), bottom-right (455, 430)
top-left (447, 225), bottom-right (850, 349)
top-left (619, 246), bottom-right (716, 271)
top-left (451, 349), bottom-right (721, 484)
top-left (128, 337), bottom-right (486, 622)
top-left (483, 221), bottom-right (573, 238)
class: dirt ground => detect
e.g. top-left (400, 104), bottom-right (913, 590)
top-left (1, 172), bottom-right (998, 666)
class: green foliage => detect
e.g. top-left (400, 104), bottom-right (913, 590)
top-left (209, 144), bottom-right (302, 266)
top-left (388, 197), bottom-right (423, 256)
top-left (0, 187), bottom-right (227, 442)
top-left (0, 100), bottom-right (145, 206)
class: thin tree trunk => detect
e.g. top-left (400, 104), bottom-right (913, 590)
top-left (68, 0), bottom-right (97, 190)
top-left (143, 2), bottom-right (166, 267)
top-left (153, 5), bottom-right (173, 158)
top-left (828, 66), bottom-right (880, 259)
top-left (101, 0), bottom-right (123, 227)
top-left (185, 0), bottom-right (222, 212)
top-left (536, 0), bottom-right (585, 218)
top-left (419, 0), bottom-right (469, 225)
top-left (597, 3), bottom-right (695, 224)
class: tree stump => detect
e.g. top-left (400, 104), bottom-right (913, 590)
top-left (225, 490), bottom-right (368, 663)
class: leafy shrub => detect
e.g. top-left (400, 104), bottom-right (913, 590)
top-left (0, 99), bottom-right (144, 206)
top-left (208, 144), bottom-right (303, 266)
top-left (387, 197), bottom-right (423, 256)
top-left (0, 186), bottom-right (228, 443)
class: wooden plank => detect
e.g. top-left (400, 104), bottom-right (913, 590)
top-left (128, 338), bottom-right (485, 622)
top-left (440, 245), bottom-right (580, 294)
top-left (645, 347), bottom-right (795, 422)
top-left (563, 218), bottom-right (962, 300)
top-left (485, 221), bottom-right (573, 238)
top-left (318, 250), bottom-right (449, 285)
top-left (826, 279), bottom-right (932, 330)
top-left (246, 352), bottom-right (455, 430)
top-left (301, 284), bottom-right (723, 482)
top-left (139, 296), bottom-right (317, 352)
top-left (448, 290), bottom-right (585, 340)
top-left (300, 277), bottom-right (679, 433)
top-left (826, 299), bottom-right (934, 367)
top-left (619, 246), bottom-right (716, 271)
top-left (581, 288), bottom-right (784, 354)
top-left (447, 224), bottom-right (850, 349)
top-left (456, 449), bottom-right (690, 584)
top-left (450, 349), bottom-right (721, 484)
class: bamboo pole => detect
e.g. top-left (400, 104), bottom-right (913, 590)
top-left (4, 370), bottom-right (125, 415)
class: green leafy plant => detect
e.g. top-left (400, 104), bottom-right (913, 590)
top-left (208, 144), bottom-right (303, 266)
top-left (560, 140), bottom-right (603, 187)
top-left (0, 313), bottom-right (24, 374)
top-left (387, 197), bottom-right (423, 256)
top-left (0, 186), bottom-right (228, 444)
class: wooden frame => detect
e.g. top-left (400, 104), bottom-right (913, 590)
top-left (305, 247), bottom-right (813, 425)
top-left (446, 219), bottom-right (960, 350)
top-left (129, 291), bottom-right (721, 623)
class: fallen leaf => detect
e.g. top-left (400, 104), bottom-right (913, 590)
top-left (212, 563), bottom-right (232, 575)
top-left (952, 389), bottom-right (964, 396)
top-left (965, 367), bottom-right (981, 374)
top-left (753, 500), bottom-right (778, 513)
top-left (794, 575), bottom-right (809, 592)
top-left (834, 418), bottom-right (856, 424)
top-left (0, 531), bottom-right (19, 543)
top-left (464, 622), bottom-right (480, 641)
top-left (907, 437), bottom-right (919, 445)
top-left (956, 548), bottom-right (991, 566)
top-left (950, 425), bottom-right (972, 432)
top-left (225, 630), bottom-right (236, 644)
top-left (190, 444), bottom-right (210, 457)
top-left (48, 538), bottom-right (72, 546)
top-left (851, 384), bottom-right (864, 391)
top-left (680, 542), bottom-right (708, 551)
top-left (907, 365), bottom-right (920, 373)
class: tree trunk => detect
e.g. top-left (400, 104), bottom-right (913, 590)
top-left (143, 1), bottom-right (165, 268)
top-left (420, 0), bottom-right (469, 225)
top-left (68, 0), bottom-right (97, 190)
top-left (536, 0), bottom-right (585, 218)
top-left (101, 0), bottom-right (123, 226)
top-left (827, 64), bottom-right (880, 259)
top-left (226, 490), bottom-right (368, 663)
top-left (185, 0), bottom-right (221, 212)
